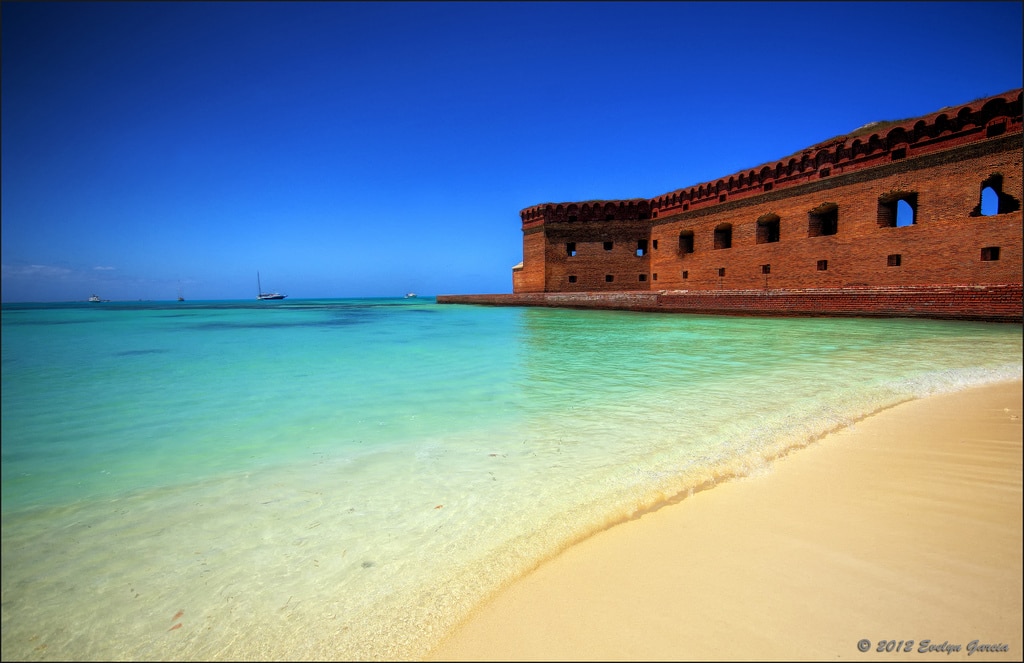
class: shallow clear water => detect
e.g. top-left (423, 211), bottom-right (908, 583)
top-left (2, 298), bottom-right (1021, 660)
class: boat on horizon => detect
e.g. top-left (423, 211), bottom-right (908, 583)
top-left (405, 292), bottom-right (417, 299)
top-left (88, 294), bottom-right (102, 303)
top-left (257, 272), bottom-right (286, 300)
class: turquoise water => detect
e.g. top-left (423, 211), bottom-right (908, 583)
top-left (2, 298), bottom-right (1021, 660)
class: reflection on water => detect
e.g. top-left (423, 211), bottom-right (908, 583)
top-left (2, 300), bottom-right (1021, 660)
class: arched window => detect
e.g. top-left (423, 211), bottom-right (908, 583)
top-left (970, 173), bottom-right (1021, 216)
top-left (981, 187), bottom-right (999, 215)
top-left (877, 192), bottom-right (917, 228)
top-left (896, 200), bottom-right (914, 226)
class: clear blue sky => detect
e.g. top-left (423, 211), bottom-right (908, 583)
top-left (2, 1), bottom-right (1021, 302)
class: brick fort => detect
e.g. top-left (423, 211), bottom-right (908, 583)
top-left (439, 89), bottom-right (1022, 322)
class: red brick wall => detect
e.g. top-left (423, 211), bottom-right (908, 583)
top-left (510, 89), bottom-right (1023, 310)
top-left (649, 147), bottom-right (1022, 290)
top-left (513, 230), bottom-right (547, 293)
top-left (544, 220), bottom-right (653, 292)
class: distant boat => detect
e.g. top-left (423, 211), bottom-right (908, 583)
top-left (257, 271), bottom-right (287, 300)
top-left (177, 284), bottom-right (185, 302)
top-left (88, 294), bottom-right (102, 303)
top-left (405, 292), bottom-right (417, 299)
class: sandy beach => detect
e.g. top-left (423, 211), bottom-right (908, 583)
top-left (427, 380), bottom-right (1023, 662)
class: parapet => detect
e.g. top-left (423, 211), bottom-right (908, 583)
top-left (519, 89), bottom-right (1022, 228)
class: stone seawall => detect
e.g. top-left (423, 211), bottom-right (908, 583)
top-left (437, 284), bottom-right (1023, 322)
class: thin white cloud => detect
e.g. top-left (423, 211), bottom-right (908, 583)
top-left (1, 263), bottom-right (74, 278)
top-left (93, 266), bottom-right (116, 271)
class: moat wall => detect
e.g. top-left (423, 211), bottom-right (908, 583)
top-left (468, 89), bottom-right (1023, 321)
top-left (437, 284), bottom-right (1023, 322)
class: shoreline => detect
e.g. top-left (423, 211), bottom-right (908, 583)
top-left (427, 380), bottom-right (1023, 661)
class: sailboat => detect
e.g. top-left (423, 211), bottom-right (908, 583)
top-left (257, 271), bottom-right (286, 300)
top-left (177, 282), bottom-right (185, 302)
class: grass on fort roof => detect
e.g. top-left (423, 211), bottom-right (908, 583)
top-left (745, 116), bottom-right (939, 174)
top-left (775, 116), bottom-right (920, 162)
top-left (541, 91), bottom-right (1017, 206)
top-left (797, 91), bottom-right (1007, 156)
top-left (658, 112), bottom-right (939, 198)
top-left (644, 112), bottom-right (942, 200)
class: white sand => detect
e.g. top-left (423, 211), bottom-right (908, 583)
top-left (428, 381), bottom-right (1023, 661)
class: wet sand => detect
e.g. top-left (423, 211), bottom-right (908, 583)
top-left (428, 380), bottom-right (1023, 661)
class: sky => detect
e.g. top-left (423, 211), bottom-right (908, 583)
top-left (2, 1), bottom-right (1022, 303)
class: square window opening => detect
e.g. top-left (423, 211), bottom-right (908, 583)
top-left (809, 205), bottom-right (838, 237)
top-left (981, 246), bottom-right (1001, 261)
top-left (757, 218), bottom-right (780, 244)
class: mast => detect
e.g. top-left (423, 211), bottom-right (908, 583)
top-left (257, 271), bottom-right (262, 297)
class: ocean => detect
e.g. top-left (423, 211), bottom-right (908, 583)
top-left (2, 298), bottom-right (1021, 661)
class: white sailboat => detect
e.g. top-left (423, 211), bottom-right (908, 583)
top-left (257, 271), bottom-right (286, 300)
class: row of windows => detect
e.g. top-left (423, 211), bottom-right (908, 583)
top-left (569, 274), bottom-right (657, 283)
top-left (565, 202), bottom-right (920, 256)
top-left (649, 174), bottom-right (1015, 219)
top-left (565, 240), bottom-right (656, 257)
top-left (678, 200), bottom-right (879, 253)
top-left (565, 246), bottom-right (1003, 283)
top-left (564, 181), bottom-right (1016, 258)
